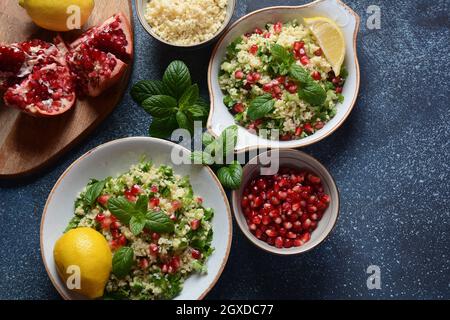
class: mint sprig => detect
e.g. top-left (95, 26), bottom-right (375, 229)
top-left (191, 125), bottom-right (243, 190)
top-left (131, 61), bottom-right (209, 138)
top-left (108, 195), bottom-right (174, 235)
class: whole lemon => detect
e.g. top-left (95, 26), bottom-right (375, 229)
top-left (53, 227), bottom-right (112, 299)
top-left (19, 0), bottom-right (95, 32)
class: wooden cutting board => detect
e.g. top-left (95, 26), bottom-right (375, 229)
top-left (0, 0), bottom-right (133, 179)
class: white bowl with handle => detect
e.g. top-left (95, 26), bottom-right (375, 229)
top-left (207, 0), bottom-right (360, 152)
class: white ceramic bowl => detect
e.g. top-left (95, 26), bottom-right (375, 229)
top-left (135, 0), bottom-right (236, 48)
top-left (231, 149), bottom-right (339, 255)
top-left (40, 137), bottom-right (232, 300)
top-left (208, 0), bottom-right (360, 152)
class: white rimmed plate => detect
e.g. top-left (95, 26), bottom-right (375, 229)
top-left (40, 137), bottom-right (232, 300)
top-left (208, 0), bottom-right (360, 152)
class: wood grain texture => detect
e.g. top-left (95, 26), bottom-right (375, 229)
top-left (0, 0), bottom-right (133, 179)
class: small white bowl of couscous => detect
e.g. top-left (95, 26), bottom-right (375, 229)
top-left (136, 0), bottom-right (236, 48)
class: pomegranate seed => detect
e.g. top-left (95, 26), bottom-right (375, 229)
top-left (151, 185), bottom-right (158, 193)
top-left (95, 213), bottom-right (105, 222)
top-left (125, 194), bottom-right (136, 202)
top-left (190, 219), bottom-right (200, 230)
top-left (303, 218), bottom-right (312, 229)
top-left (275, 237), bottom-right (284, 248)
top-left (254, 27), bottom-right (263, 35)
top-left (241, 196), bottom-right (250, 208)
top-left (262, 216), bottom-right (271, 225)
top-left (276, 76), bottom-right (286, 85)
top-left (298, 48), bottom-right (306, 56)
top-left (97, 194), bottom-right (110, 206)
top-left (295, 127), bottom-right (303, 136)
top-left (234, 70), bottom-right (244, 79)
top-left (293, 41), bottom-right (304, 51)
top-left (274, 217), bottom-right (282, 224)
top-left (308, 174), bottom-right (321, 184)
top-left (287, 84), bottom-right (298, 93)
top-left (315, 122), bottom-right (324, 130)
top-left (314, 48), bottom-right (323, 56)
top-left (149, 243), bottom-right (159, 256)
top-left (304, 123), bottom-right (314, 134)
top-left (300, 56), bottom-right (309, 65)
top-left (233, 102), bottom-right (245, 113)
top-left (130, 184), bottom-right (142, 195)
top-left (300, 232), bottom-right (311, 244)
top-left (284, 239), bottom-right (293, 248)
top-left (110, 221), bottom-right (121, 230)
top-left (191, 249), bottom-right (201, 259)
top-left (283, 222), bottom-right (293, 229)
top-left (161, 264), bottom-right (168, 273)
top-left (252, 215), bottom-right (262, 225)
top-left (151, 232), bottom-right (160, 241)
top-left (321, 194), bottom-right (331, 204)
top-left (273, 21), bottom-right (282, 33)
top-left (111, 229), bottom-right (120, 239)
top-left (139, 258), bottom-right (149, 269)
top-left (245, 32), bottom-right (252, 38)
top-left (170, 214), bottom-right (177, 221)
top-left (335, 86), bottom-right (343, 93)
top-left (172, 200), bottom-right (182, 211)
top-left (332, 76), bottom-right (342, 85)
top-left (149, 197), bottom-right (160, 208)
top-left (293, 239), bottom-right (302, 247)
top-left (312, 71), bottom-right (321, 81)
top-left (263, 83), bottom-right (273, 92)
top-left (119, 235), bottom-right (128, 246)
top-left (265, 229), bottom-right (278, 237)
top-left (246, 73), bottom-right (254, 83)
top-left (170, 256), bottom-right (181, 270)
top-left (249, 45), bottom-right (258, 55)
top-left (263, 32), bottom-right (271, 38)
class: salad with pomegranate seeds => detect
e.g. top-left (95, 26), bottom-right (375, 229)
top-left (66, 160), bottom-right (214, 300)
top-left (219, 20), bottom-right (346, 140)
top-left (241, 167), bottom-right (330, 248)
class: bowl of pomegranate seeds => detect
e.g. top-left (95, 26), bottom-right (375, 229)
top-left (232, 149), bottom-right (339, 254)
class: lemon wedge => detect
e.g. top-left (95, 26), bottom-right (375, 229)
top-left (304, 17), bottom-right (346, 76)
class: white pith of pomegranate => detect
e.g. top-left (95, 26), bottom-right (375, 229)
top-left (70, 13), bottom-right (133, 62)
top-left (4, 63), bottom-right (76, 117)
top-left (66, 44), bottom-right (126, 97)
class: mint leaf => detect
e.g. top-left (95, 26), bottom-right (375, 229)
top-left (112, 247), bottom-right (134, 278)
top-left (270, 44), bottom-right (293, 64)
top-left (179, 84), bottom-right (199, 110)
top-left (247, 94), bottom-right (275, 120)
top-left (142, 95), bottom-right (177, 117)
top-left (176, 110), bottom-right (193, 133)
top-left (85, 179), bottom-right (106, 206)
top-left (289, 63), bottom-right (311, 84)
top-left (135, 195), bottom-right (149, 213)
top-left (145, 211), bottom-right (175, 233)
top-left (298, 81), bottom-right (327, 106)
top-left (64, 216), bottom-right (81, 233)
top-left (219, 125), bottom-right (238, 156)
top-left (191, 151), bottom-right (214, 165)
top-left (107, 197), bottom-right (135, 224)
top-left (217, 161), bottom-right (243, 190)
top-left (202, 132), bottom-right (215, 147)
top-left (149, 115), bottom-right (178, 138)
top-left (131, 80), bottom-right (168, 104)
top-left (163, 60), bottom-right (191, 99)
top-left (130, 214), bottom-right (146, 236)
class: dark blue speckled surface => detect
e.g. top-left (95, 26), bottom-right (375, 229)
top-left (0, 0), bottom-right (449, 299)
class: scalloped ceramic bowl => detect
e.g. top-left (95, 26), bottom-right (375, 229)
top-left (40, 137), bottom-right (232, 300)
top-left (207, 0), bottom-right (360, 152)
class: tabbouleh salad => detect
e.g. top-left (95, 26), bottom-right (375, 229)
top-left (66, 160), bottom-right (214, 300)
top-left (219, 20), bottom-right (347, 140)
